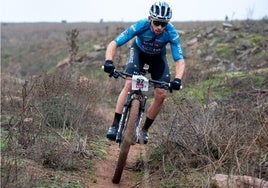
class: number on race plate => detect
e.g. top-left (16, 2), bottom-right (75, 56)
top-left (132, 75), bottom-right (149, 91)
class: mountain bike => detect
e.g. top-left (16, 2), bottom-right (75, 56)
top-left (109, 67), bottom-right (171, 184)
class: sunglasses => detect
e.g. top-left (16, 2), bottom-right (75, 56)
top-left (152, 20), bottom-right (168, 27)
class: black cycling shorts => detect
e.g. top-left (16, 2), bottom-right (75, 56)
top-left (125, 42), bottom-right (171, 88)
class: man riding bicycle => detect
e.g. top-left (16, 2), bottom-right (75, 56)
top-left (103, 1), bottom-right (186, 144)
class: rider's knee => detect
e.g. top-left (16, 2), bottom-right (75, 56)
top-left (123, 79), bottom-right (132, 91)
top-left (155, 88), bottom-right (167, 101)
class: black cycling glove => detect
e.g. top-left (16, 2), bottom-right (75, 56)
top-left (103, 60), bottom-right (115, 75)
top-left (171, 78), bottom-right (182, 90)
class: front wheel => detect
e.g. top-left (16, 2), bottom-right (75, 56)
top-left (112, 99), bottom-right (140, 184)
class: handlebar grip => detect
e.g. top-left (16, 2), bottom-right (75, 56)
top-left (102, 65), bottom-right (116, 77)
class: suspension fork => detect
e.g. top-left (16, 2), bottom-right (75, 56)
top-left (134, 94), bottom-right (147, 139)
top-left (116, 92), bottom-right (133, 143)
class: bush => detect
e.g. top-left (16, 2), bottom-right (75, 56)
top-left (1, 72), bottom-right (106, 186)
top-left (147, 86), bottom-right (268, 187)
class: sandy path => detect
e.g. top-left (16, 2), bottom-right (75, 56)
top-left (90, 142), bottom-right (147, 188)
top-left (89, 106), bottom-right (150, 188)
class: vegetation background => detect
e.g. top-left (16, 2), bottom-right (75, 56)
top-left (1, 19), bottom-right (268, 187)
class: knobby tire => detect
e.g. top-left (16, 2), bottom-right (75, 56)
top-left (112, 99), bottom-right (140, 184)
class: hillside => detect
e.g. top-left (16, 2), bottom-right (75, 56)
top-left (1, 20), bottom-right (268, 187)
top-left (2, 20), bottom-right (268, 76)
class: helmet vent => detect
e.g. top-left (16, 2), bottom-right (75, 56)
top-left (155, 6), bottom-right (160, 15)
top-left (161, 6), bottom-right (165, 16)
top-left (166, 7), bottom-right (170, 16)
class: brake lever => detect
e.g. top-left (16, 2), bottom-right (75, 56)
top-left (169, 87), bottom-right (173, 93)
top-left (109, 71), bottom-right (114, 77)
top-left (113, 71), bottom-right (120, 79)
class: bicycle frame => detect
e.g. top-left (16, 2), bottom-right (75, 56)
top-left (116, 89), bottom-right (147, 145)
top-left (114, 69), bottom-right (170, 144)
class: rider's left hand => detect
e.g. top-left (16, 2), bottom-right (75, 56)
top-left (171, 78), bottom-right (182, 90)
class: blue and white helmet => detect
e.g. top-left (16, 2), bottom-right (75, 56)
top-left (149, 1), bottom-right (172, 21)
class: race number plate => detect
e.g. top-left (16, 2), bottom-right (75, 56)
top-left (132, 75), bottom-right (149, 91)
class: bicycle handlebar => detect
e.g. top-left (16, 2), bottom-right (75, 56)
top-left (112, 69), bottom-right (173, 92)
top-left (101, 66), bottom-right (175, 92)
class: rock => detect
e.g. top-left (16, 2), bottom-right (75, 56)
top-left (93, 44), bottom-right (105, 51)
top-left (229, 62), bottom-right (241, 71)
top-left (205, 55), bottom-right (213, 62)
top-left (206, 26), bottom-right (216, 35)
top-left (239, 39), bottom-right (251, 50)
top-left (211, 174), bottom-right (268, 188)
top-left (24, 118), bottom-right (33, 123)
top-left (187, 38), bottom-right (198, 46)
top-left (207, 33), bottom-right (214, 39)
top-left (177, 30), bottom-right (185, 35)
top-left (209, 39), bottom-right (218, 47)
top-left (222, 33), bottom-right (236, 43)
top-left (222, 22), bottom-right (233, 28)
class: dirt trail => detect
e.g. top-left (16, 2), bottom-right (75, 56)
top-left (90, 107), bottom-right (150, 188)
top-left (90, 142), bottom-right (148, 188)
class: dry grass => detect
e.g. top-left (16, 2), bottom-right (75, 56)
top-left (147, 80), bottom-right (268, 187)
top-left (1, 70), bottom-right (108, 187)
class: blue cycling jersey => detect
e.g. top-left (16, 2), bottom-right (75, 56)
top-left (114, 18), bottom-right (184, 61)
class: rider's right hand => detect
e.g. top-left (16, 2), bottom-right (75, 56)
top-left (103, 60), bottom-right (115, 75)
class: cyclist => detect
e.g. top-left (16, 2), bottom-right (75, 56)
top-left (103, 1), bottom-right (185, 144)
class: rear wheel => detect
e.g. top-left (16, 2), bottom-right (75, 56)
top-left (112, 99), bottom-right (140, 184)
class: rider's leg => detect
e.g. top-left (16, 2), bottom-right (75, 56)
top-left (140, 88), bottom-right (167, 143)
top-left (149, 88), bottom-right (167, 117)
top-left (111, 113), bottom-right (122, 128)
top-left (110, 79), bottom-right (131, 129)
top-left (115, 79), bottom-right (132, 115)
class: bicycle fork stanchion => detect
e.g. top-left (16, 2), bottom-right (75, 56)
top-left (133, 95), bottom-right (147, 145)
top-left (116, 92), bottom-right (132, 143)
